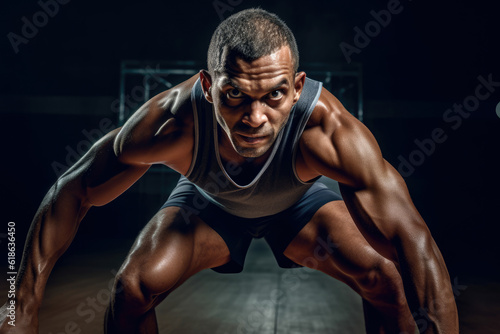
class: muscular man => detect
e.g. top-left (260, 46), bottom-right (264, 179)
top-left (1, 8), bottom-right (457, 333)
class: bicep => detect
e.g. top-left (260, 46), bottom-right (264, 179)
top-left (113, 95), bottom-right (174, 165)
top-left (328, 116), bottom-right (421, 219)
top-left (113, 78), bottom-right (195, 166)
top-left (336, 125), bottom-right (427, 240)
top-left (303, 111), bottom-right (425, 238)
top-left (301, 110), bottom-right (387, 188)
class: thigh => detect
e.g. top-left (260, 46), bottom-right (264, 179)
top-left (283, 200), bottom-right (395, 290)
top-left (118, 205), bottom-right (232, 297)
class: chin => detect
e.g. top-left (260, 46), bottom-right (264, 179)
top-left (234, 144), bottom-right (270, 158)
top-left (230, 133), bottom-right (275, 158)
top-left (237, 150), bottom-right (261, 158)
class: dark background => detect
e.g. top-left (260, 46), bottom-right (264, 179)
top-left (1, 0), bottom-right (499, 330)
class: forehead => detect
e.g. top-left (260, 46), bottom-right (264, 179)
top-left (215, 46), bottom-right (294, 91)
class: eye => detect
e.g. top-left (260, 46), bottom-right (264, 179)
top-left (227, 88), bottom-right (244, 99)
top-left (267, 90), bottom-right (284, 100)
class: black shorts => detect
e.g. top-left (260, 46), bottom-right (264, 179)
top-left (160, 176), bottom-right (342, 273)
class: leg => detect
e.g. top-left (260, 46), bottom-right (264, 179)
top-left (283, 200), bottom-right (416, 333)
top-left (105, 206), bottom-right (231, 334)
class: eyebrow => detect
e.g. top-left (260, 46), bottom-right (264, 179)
top-left (270, 78), bottom-right (290, 90)
top-left (221, 78), bottom-right (290, 92)
top-left (221, 78), bottom-right (244, 90)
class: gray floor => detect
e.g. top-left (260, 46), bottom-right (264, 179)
top-left (35, 238), bottom-right (365, 334)
top-left (2, 234), bottom-right (499, 333)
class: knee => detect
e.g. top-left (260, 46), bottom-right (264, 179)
top-left (111, 268), bottom-right (151, 313)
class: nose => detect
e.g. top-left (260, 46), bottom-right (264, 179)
top-left (242, 100), bottom-right (268, 128)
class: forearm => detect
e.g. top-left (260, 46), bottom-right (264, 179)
top-left (340, 183), bottom-right (458, 333)
top-left (394, 225), bottom-right (458, 333)
top-left (15, 182), bottom-right (89, 317)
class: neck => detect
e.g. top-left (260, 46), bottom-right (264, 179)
top-left (217, 127), bottom-right (275, 186)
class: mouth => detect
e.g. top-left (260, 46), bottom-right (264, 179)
top-left (235, 133), bottom-right (269, 145)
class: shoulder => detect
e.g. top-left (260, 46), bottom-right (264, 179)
top-left (295, 87), bottom-right (351, 182)
top-left (303, 86), bottom-right (355, 139)
top-left (146, 74), bottom-right (199, 124)
top-left (297, 86), bottom-right (385, 186)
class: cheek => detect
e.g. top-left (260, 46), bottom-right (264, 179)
top-left (271, 106), bottom-right (292, 127)
top-left (215, 107), bottom-right (237, 132)
top-left (215, 110), bottom-right (228, 128)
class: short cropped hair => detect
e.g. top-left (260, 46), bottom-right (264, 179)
top-left (207, 8), bottom-right (299, 75)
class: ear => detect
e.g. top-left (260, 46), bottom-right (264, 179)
top-left (292, 71), bottom-right (306, 105)
top-left (199, 70), bottom-right (214, 103)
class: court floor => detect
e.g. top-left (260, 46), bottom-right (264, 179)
top-left (36, 237), bottom-right (366, 334)
top-left (2, 236), bottom-right (499, 333)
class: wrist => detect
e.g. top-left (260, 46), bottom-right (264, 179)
top-left (14, 287), bottom-right (42, 317)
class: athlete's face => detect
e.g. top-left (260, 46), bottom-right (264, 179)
top-left (201, 46), bottom-right (305, 158)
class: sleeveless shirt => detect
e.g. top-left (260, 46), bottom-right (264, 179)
top-left (184, 77), bottom-right (323, 218)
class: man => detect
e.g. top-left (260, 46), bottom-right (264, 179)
top-left (1, 8), bottom-right (458, 333)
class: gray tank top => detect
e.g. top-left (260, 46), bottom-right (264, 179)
top-left (185, 77), bottom-right (323, 218)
